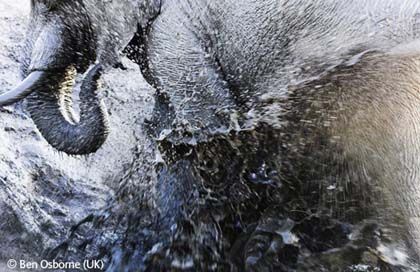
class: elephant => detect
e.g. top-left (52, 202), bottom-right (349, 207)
top-left (1, 0), bottom-right (420, 270)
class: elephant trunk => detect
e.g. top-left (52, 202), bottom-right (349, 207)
top-left (26, 64), bottom-right (109, 155)
top-left (0, 19), bottom-right (109, 155)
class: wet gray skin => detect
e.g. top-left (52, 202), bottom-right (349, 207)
top-left (0, 0), bottom-right (159, 154)
top-left (1, 0), bottom-right (420, 270)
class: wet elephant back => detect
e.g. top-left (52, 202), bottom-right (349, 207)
top-left (144, 0), bottom-right (420, 143)
top-left (208, 0), bottom-right (420, 105)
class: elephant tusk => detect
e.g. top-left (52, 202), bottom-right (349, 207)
top-left (0, 71), bottom-right (45, 107)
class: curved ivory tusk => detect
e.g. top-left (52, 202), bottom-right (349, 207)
top-left (0, 71), bottom-right (45, 107)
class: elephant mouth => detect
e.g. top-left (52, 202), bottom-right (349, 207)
top-left (0, 0), bottom-right (113, 155)
top-left (0, 63), bottom-right (110, 155)
top-left (0, 5), bottom-right (110, 155)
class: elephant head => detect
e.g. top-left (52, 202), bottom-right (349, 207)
top-left (0, 0), bottom-right (160, 155)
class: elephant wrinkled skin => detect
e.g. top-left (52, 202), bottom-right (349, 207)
top-left (1, 0), bottom-right (420, 270)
